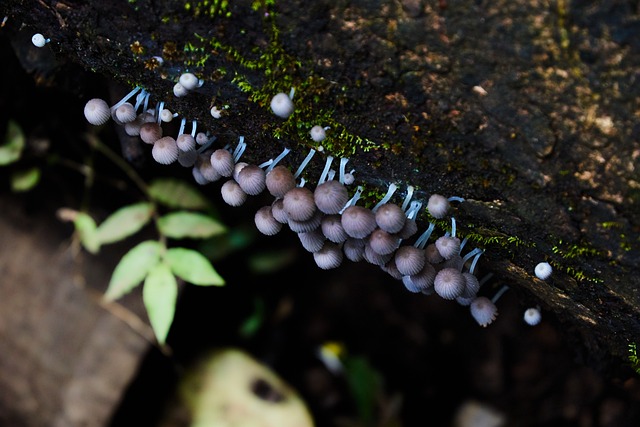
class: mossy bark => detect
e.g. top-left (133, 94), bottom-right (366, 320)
top-left (2, 0), bottom-right (639, 372)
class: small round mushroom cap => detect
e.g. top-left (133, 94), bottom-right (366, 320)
top-left (427, 194), bottom-right (450, 219)
top-left (435, 236), bottom-right (461, 260)
top-left (160, 109), bottom-right (174, 123)
top-left (254, 206), bottom-right (282, 236)
top-left (176, 134), bottom-right (196, 151)
top-left (196, 132), bottom-right (209, 145)
top-left (523, 308), bottom-right (542, 326)
top-left (314, 180), bottom-right (349, 215)
top-left (152, 137), bottom-right (178, 165)
top-left (298, 230), bottom-right (326, 253)
top-left (363, 242), bottom-right (393, 266)
top-left (313, 242), bottom-right (343, 270)
top-left (192, 166), bottom-right (209, 186)
top-left (425, 243), bottom-right (445, 264)
top-left (408, 262), bottom-right (437, 293)
top-left (341, 206), bottom-right (377, 239)
top-left (115, 102), bottom-right (137, 123)
top-left (310, 125), bottom-right (327, 142)
top-left (343, 237), bottom-right (366, 262)
top-left (321, 214), bottom-right (348, 243)
top-left (534, 262), bottom-right (552, 280)
top-left (221, 179), bottom-right (247, 207)
top-left (271, 199), bottom-right (289, 224)
top-left (460, 272), bottom-right (481, 299)
top-left (140, 122), bottom-right (163, 144)
top-left (288, 210), bottom-right (322, 233)
top-left (368, 229), bottom-right (400, 255)
top-left (237, 164), bottom-right (266, 196)
top-left (210, 148), bottom-right (235, 177)
top-left (434, 267), bottom-right (465, 300)
top-left (233, 162), bottom-right (248, 182)
top-left (173, 82), bottom-right (189, 97)
top-left (265, 165), bottom-right (296, 198)
top-left (31, 33), bottom-right (49, 47)
top-left (470, 297), bottom-right (498, 327)
top-left (283, 187), bottom-right (316, 222)
top-left (394, 245), bottom-right (425, 276)
top-left (196, 152), bottom-right (222, 182)
top-left (179, 72), bottom-right (203, 90)
top-left (177, 149), bottom-right (198, 167)
top-left (270, 92), bottom-right (294, 118)
top-left (375, 203), bottom-right (406, 234)
top-left (84, 98), bottom-right (111, 126)
top-left (397, 217), bottom-right (418, 240)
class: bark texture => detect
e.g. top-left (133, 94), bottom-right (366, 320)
top-left (1, 0), bottom-right (639, 373)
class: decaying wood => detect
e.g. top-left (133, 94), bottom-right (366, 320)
top-left (0, 0), bottom-right (638, 374)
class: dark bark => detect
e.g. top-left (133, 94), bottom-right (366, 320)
top-left (1, 0), bottom-right (639, 373)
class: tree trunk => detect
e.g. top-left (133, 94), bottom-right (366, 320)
top-left (1, 0), bottom-right (639, 373)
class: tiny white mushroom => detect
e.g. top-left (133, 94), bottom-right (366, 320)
top-left (534, 262), bottom-right (552, 280)
top-left (31, 33), bottom-right (50, 48)
top-left (523, 307), bottom-right (542, 325)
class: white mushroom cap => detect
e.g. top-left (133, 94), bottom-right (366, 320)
top-left (179, 72), bottom-right (203, 90)
top-left (470, 296), bottom-right (498, 327)
top-left (270, 92), bottom-right (294, 118)
top-left (534, 262), bottom-right (552, 280)
top-left (255, 206), bottom-right (282, 236)
top-left (310, 125), bottom-right (327, 142)
top-left (427, 194), bottom-right (450, 219)
top-left (84, 98), bottom-right (111, 125)
top-left (152, 136), bottom-right (178, 165)
top-left (523, 307), bottom-right (542, 325)
top-left (434, 268), bottom-right (465, 300)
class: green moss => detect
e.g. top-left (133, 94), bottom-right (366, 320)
top-left (629, 343), bottom-right (640, 376)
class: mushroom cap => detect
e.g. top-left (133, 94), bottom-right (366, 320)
top-left (534, 262), bottom-right (552, 280)
top-left (270, 92), bottom-right (294, 118)
top-left (523, 308), bottom-right (542, 325)
top-left (427, 194), bottom-right (451, 219)
top-left (368, 228), bottom-right (400, 255)
top-left (321, 214), bottom-right (348, 243)
top-left (31, 33), bottom-right (48, 47)
top-left (220, 179), bottom-right (247, 206)
top-left (298, 230), bottom-right (326, 253)
top-left (375, 203), bottom-right (406, 234)
top-left (435, 236), bottom-right (461, 260)
top-left (196, 152), bottom-right (222, 182)
top-left (408, 262), bottom-right (437, 292)
top-left (470, 297), bottom-right (498, 327)
top-left (179, 72), bottom-right (202, 90)
top-left (397, 217), bottom-right (418, 240)
top-left (177, 149), bottom-right (198, 167)
top-left (237, 164), bottom-right (266, 196)
top-left (314, 180), bottom-right (349, 214)
top-left (140, 122), bottom-right (163, 144)
top-left (210, 148), bottom-right (235, 177)
top-left (84, 98), bottom-right (111, 126)
top-left (363, 242), bottom-right (393, 266)
top-left (254, 206), bottom-right (282, 236)
top-left (310, 125), bottom-right (327, 142)
top-left (313, 242), bottom-right (343, 270)
top-left (271, 199), bottom-right (289, 224)
top-left (343, 237), bottom-right (366, 262)
top-left (192, 166), bottom-right (209, 186)
top-left (173, 82), bottom-right (189, 97)
top-left (176, 134), bottom-right (196, 151)
top-left (152, 136), bottom-right (179, 165)
top-left (265, 165), bottom-right (296, 198)
top-left (160, 109), bottom-right (174, 122)
top-left (115, 102), bottom-right (137, 123)
top-left (424, 243), bottom-right (444, 264)
top-left (288, 210), bottom-right (322, 233)
top-left (283, 187), bottom-right (316, 222)
top-left (381, 259), bottom-right (403, 280)
top-left (460, 272), bottom-right (481, 299)
top-left (341, 206), bottom-right (377, 239)
top-left (434, 267), bottom-right (465, 300)
top-left (394, 245), bottom-right (426, 276)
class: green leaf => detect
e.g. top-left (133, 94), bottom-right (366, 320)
top-left (95, 202), bottom-right (154, 245)
top-left (143, 263), bottom-right (178, 345)
top-left (165, 247), bottom-right (225, 286)
top-left (105, 240), bottom-right (163, 300)
top-left (158, 211), bottom-right (226, 239)
top-left (74, 212), bottom-right (100, 254)
top-left (149, 178), bottom-right (210, 210)
top-left (0, 120), bottom-right (26, 166)
top-left (11, 167), bottom-right (41, 192)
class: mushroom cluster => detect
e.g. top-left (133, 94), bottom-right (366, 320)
top-left (83, 86), bottom-right (504, 327)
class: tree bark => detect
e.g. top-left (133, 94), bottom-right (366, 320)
top-left (1, 0), bottom-right (639, 372)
